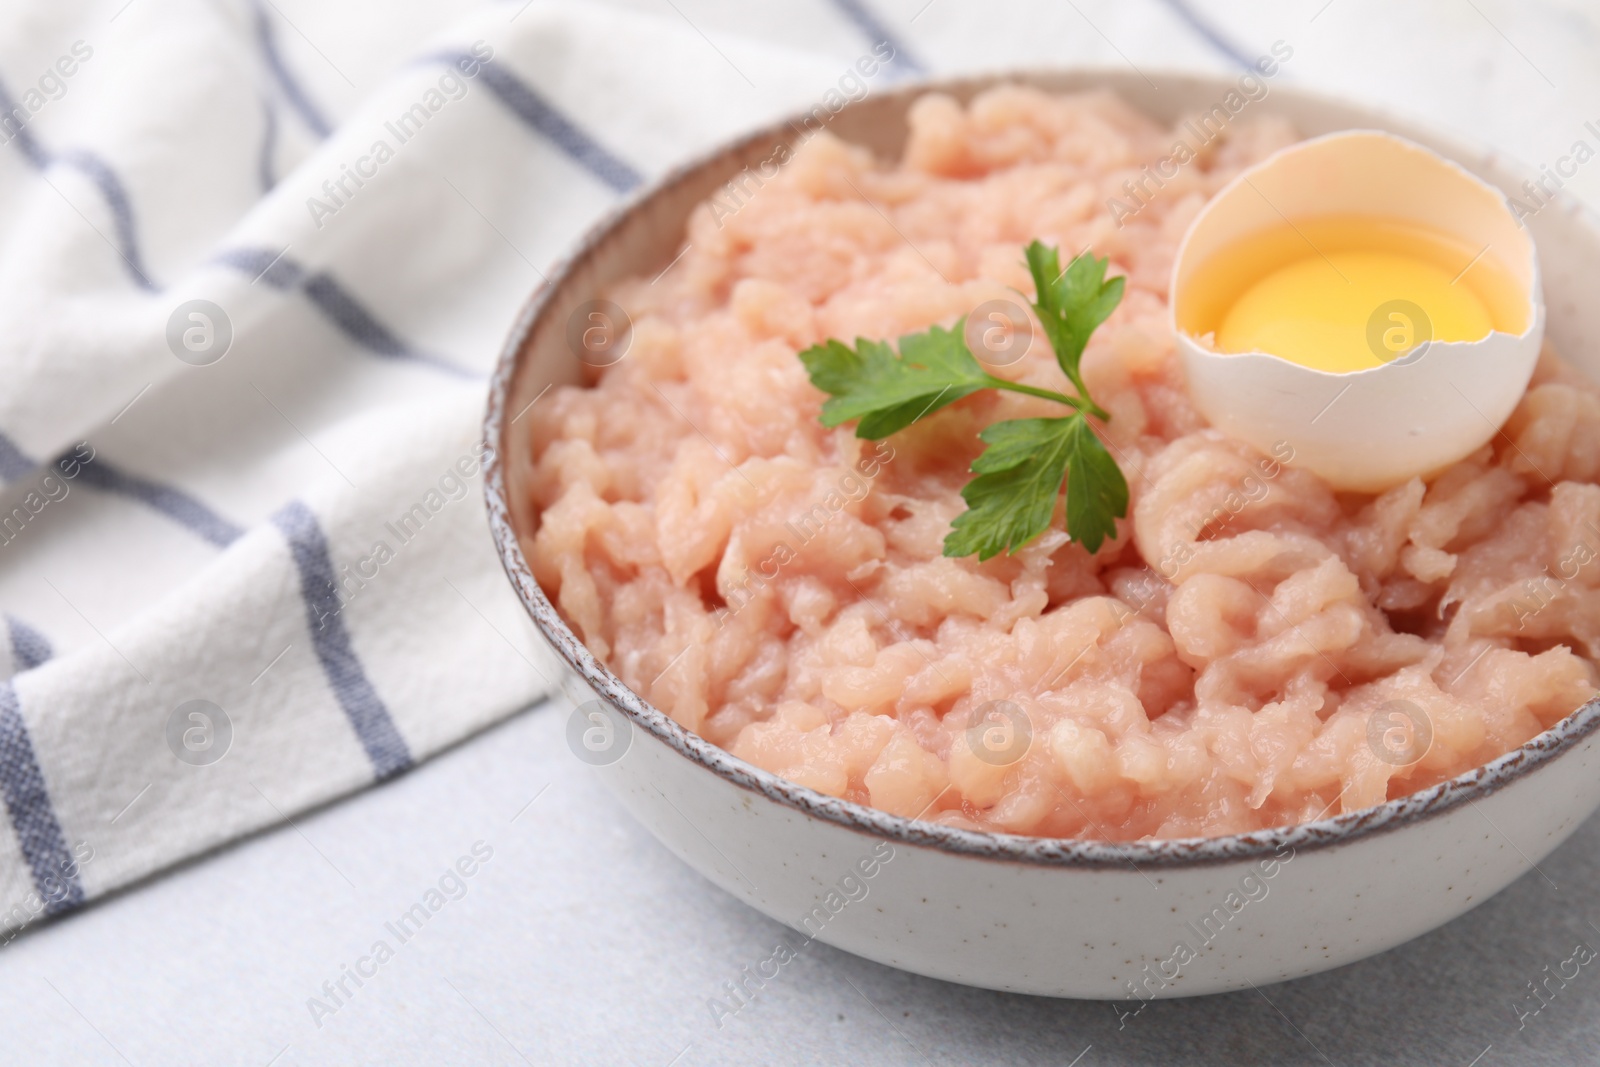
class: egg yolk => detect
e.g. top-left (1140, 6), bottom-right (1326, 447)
top-left (1216, 249), bottom-right (1494, 373)
top-left (1176, 215), bottom-right (1528, 375)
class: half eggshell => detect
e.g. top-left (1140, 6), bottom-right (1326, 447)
top-left (1170, 129), bottom-right (1544, 493)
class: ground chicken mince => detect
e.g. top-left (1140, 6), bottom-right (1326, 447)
top-left (527, 86), bottom-right (1599, 840)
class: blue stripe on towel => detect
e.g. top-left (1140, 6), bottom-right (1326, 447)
top-left (74, 460), bottom-right (245, 548)
top-left (272, 500), bottom-right (412, 779)
top-left (1153, 0), bottom-right (1256, 71)
top-left (301, 273), bottom-right (413, 357)
top-left (54, 150), bottom-right (157, 290)
top-left (824, 0), bottom-right (927, 76)
top-left (251, 0), bottom-right (333, 138)
top-left (213, 245), bottom-right (306, 289)
top-left (258, 97), bottom-right (280, 192)
top-left (0, 431), bottom-right (244, 547)
top-left (0, 432), bottom-right (32, 483)
top-left (211, 246), bottom-right (477, 377)
top-left (0, 684), bottom-right (84, 915)
top-left (7, 617), bottom-right (53, 672)
top-left (421, 52), bottom-right (642, 193)
top-left (0, 78), bottom-right (155, 291)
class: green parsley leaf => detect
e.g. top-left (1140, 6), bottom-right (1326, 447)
top-left (798, 323), bottom-right (990, 439)
top-left (1024, 240), bottom-right (1124, 414)
top-left (944, 418), bottom-right (1075, 562)
top-left (943, 416), bottom-right (1126, 560)
top-left (1058, 416), bottom-right (1128, 555)
top-left (798, 241), bottom-right (1132, 561)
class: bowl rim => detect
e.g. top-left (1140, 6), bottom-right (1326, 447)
top-left (482, 67), bottom-right (1600, 870)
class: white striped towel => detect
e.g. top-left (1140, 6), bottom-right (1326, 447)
top-left (0, 0), bottom-right (959, 940)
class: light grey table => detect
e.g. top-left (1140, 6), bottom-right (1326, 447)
top-left (3, 692), bottom-right (1598, 1066)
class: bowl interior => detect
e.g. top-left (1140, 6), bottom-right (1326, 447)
top-left (488, 69), bottom-right (1600, 863)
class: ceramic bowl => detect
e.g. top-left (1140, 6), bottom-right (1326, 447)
top-left (483, 69), bottom-right (1600, 999)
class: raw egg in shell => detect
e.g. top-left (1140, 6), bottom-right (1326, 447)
top-left (1170, 130), bottom-right (1544, 493)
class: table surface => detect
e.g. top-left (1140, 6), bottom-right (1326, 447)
top-left (10, 1), bottom-right (1600, 1063)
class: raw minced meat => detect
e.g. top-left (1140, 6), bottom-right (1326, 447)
top-left (525, 86), bottom-right (1597, 840)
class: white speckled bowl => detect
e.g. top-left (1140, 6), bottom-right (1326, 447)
top-left (484, 70), bottom-right (1600, 999)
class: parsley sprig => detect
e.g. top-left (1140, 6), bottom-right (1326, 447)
top-left (799, 241), bottom-right (1129, 560)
